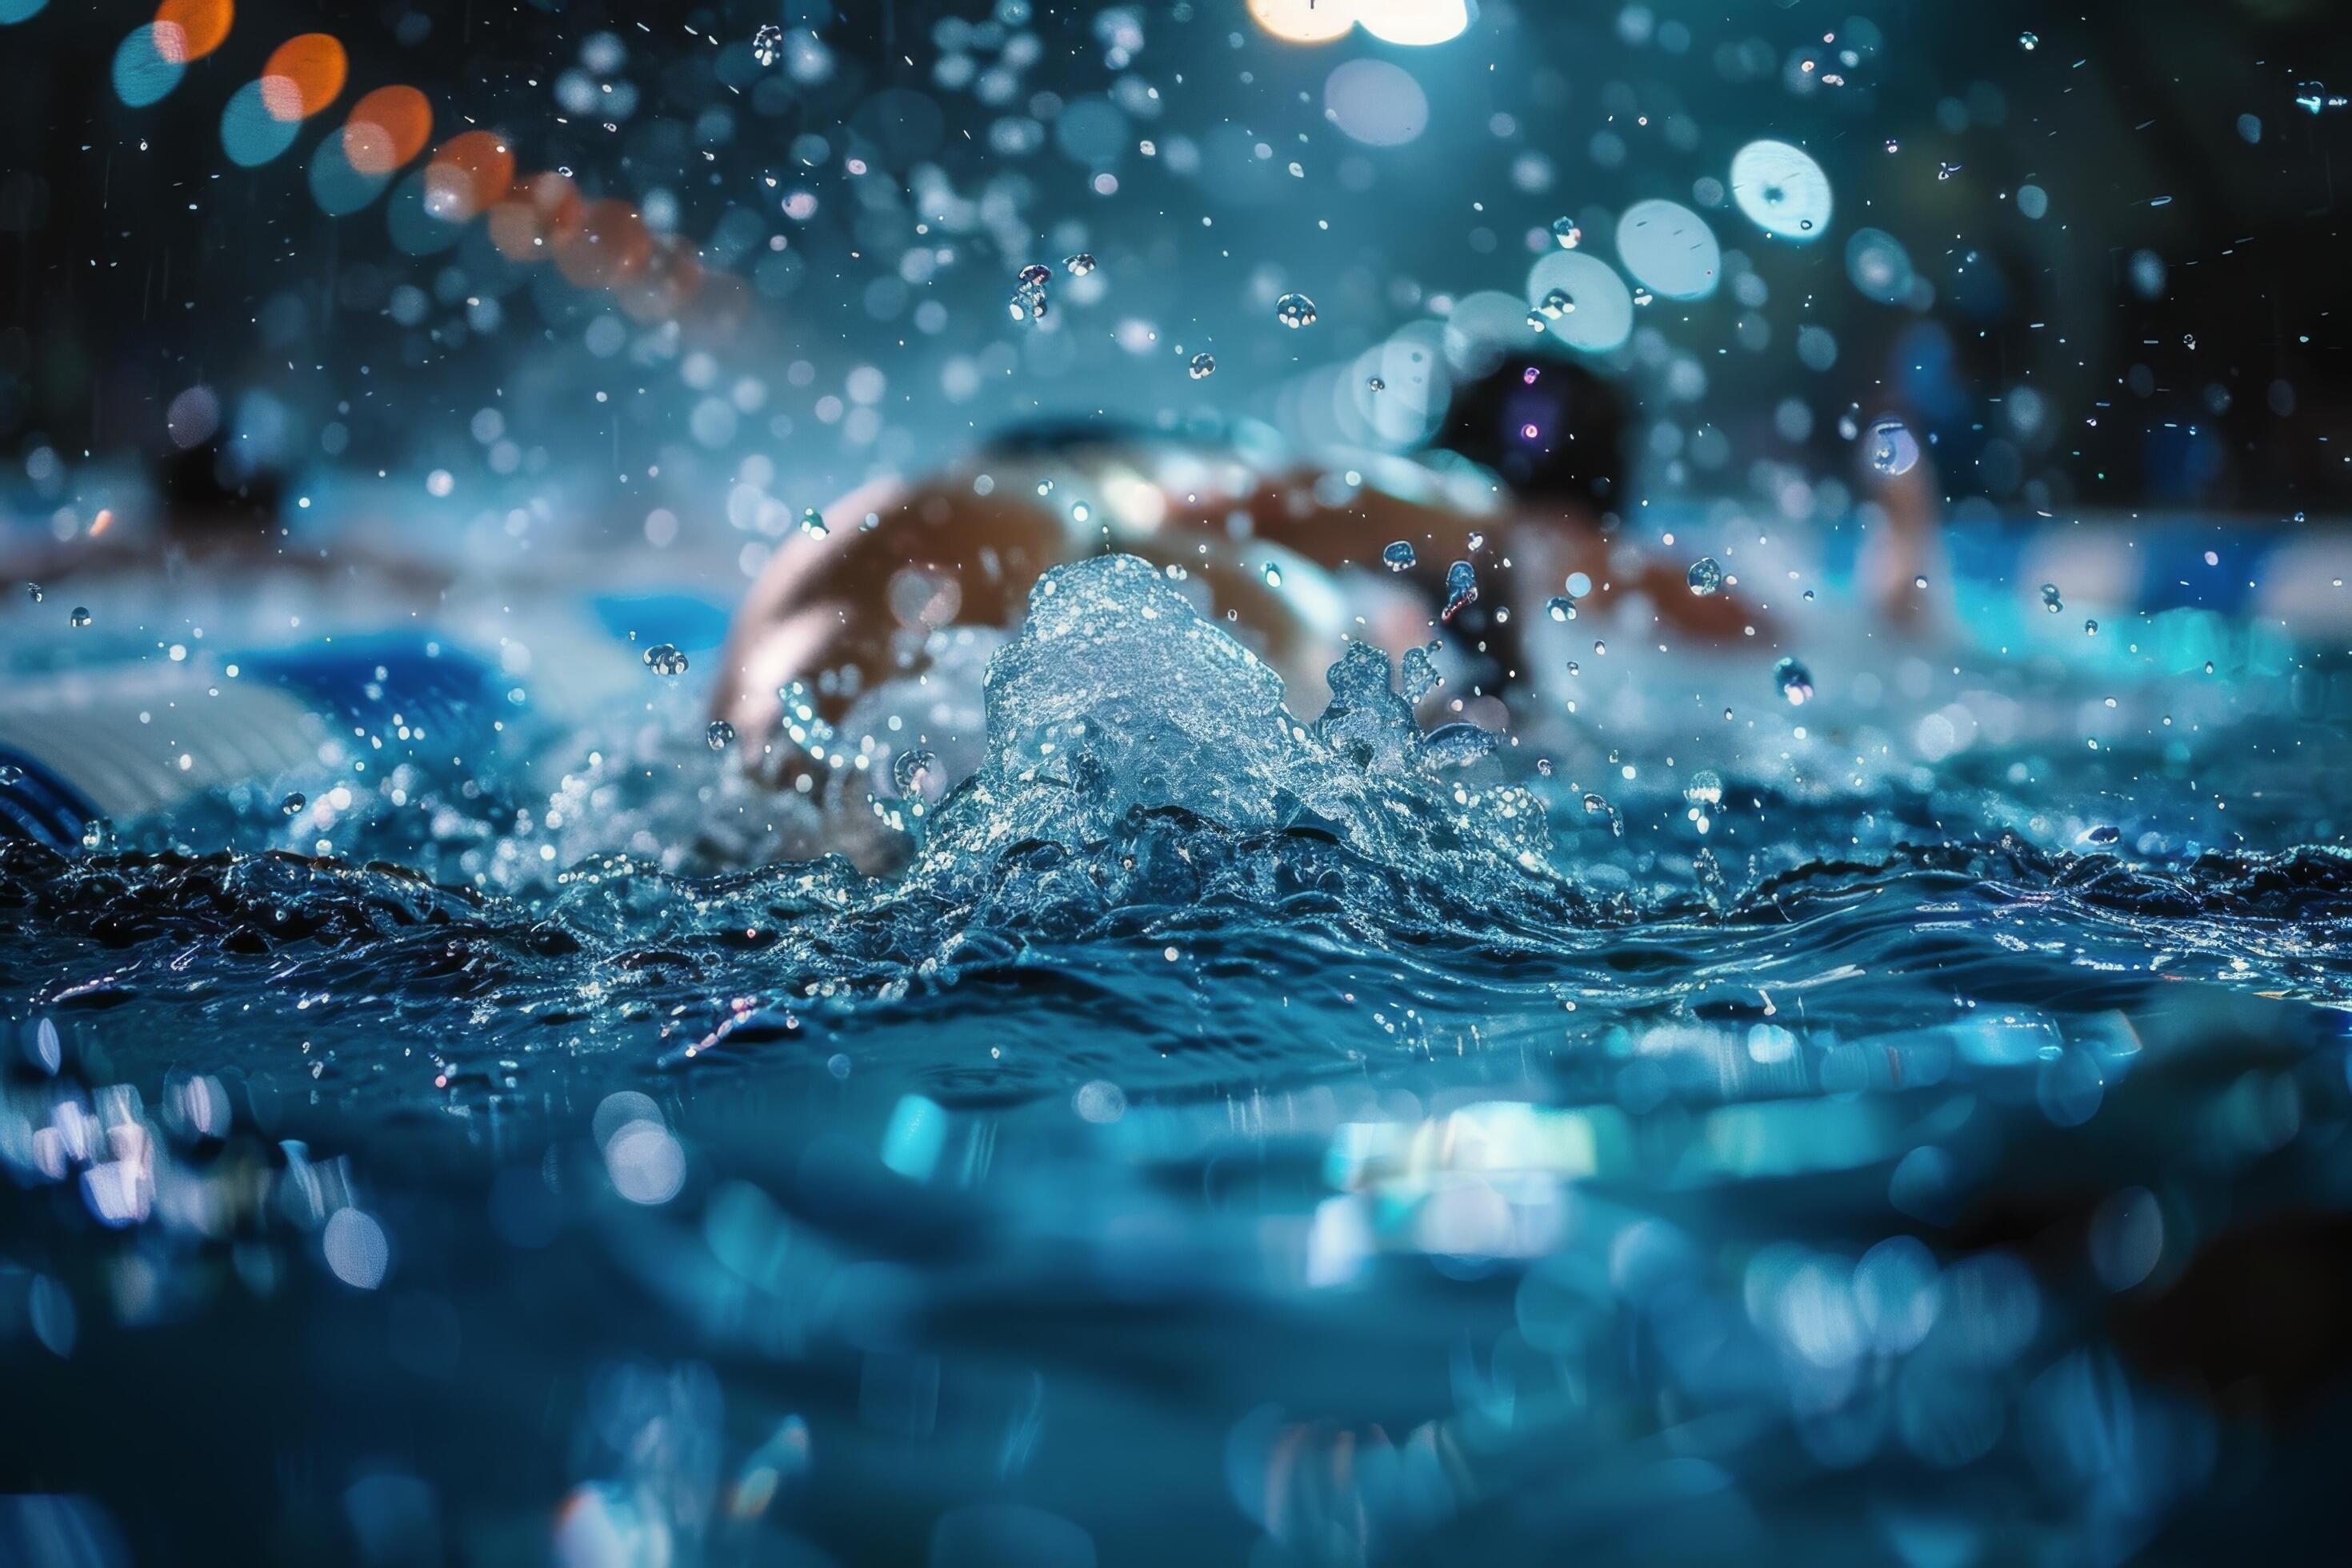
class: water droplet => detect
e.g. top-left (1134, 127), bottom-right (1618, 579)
top-left (1546, 596), bottom-right (1577, 622)
top-left (1631, 287), bottom-right (1654, 307)
top-left (279, 792), bottom-right (306, 816)
top-left (1017, 262), bottom-right (1052, 289)
top-left (1520, 422), bottom-right (1541, 441)
top-left (1188, 351), bottom-right (1216, 379)
top-left (1061, 252), bottom-right (1096, 277)
top-left (2018, 30), bottom-right (2039, 50)
top-left (1686, 556), bottom-right (1724, 596)
top-left (2082, 824), bottom-right (2121, 846)
top-left (1774, 656), bottom-right (1814, 706)
top-left (1441, 559), bottom-right (1478, 621)
top-left (1262, 562), bottom-right (1283, 588)
top-left (644, 643), bottom-right (689, 676)
top-left (79, 817), bottom-right (116, 853)
top-left (706, 719), bottom-right (736, 751)
top-left (67, 606), bottom-right (90, 629)
top-left (1525, 309), bottom-right (1550, 333)
top-left (2084, 618), bottom-right (2098, 636)
top-left (0, 765), bottom-right (24, 787)
top-left (1592, 639), bottom-right (1607, 656)
top-left (1914, 575), bottom-right (1929, 590)
top-left (1883, 138), bottom-right (1900, 154)
top-left (1582, 791), bottom-right (1609, 814)
top-left (751, 22), bottom-right (784, 66)
top-left (1009, 283), bottom-right (1049, 324)
top-left (800, 506), bottom-right (828, 538)
top-left (1538, 287), bottom-right (1575, 318)
top-left (1366, 375), bottom-right (1386, 392)
top-left (1550, 216), bottom-right (1583, 249)
top-left (1683, 769), bottom-right (1724, 806)
top-left (1274, 292), bottom-right (1318, 329)
top-left (1382, 540), bottom-right (1417, 572)
top-left (1867, 417), bottom-right (1920, 476)
top-left (2040, 582), bottom-right (2063, 614)
top-left (22, 582), bottom-right (40, 604)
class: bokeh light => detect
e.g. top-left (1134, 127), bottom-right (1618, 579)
top-left (422, 130), bottom-right (514, 224)
top-left (1247, 0), bottom-right (1356, 45)
top-left (342, 84), bottom-right (432, 177)
top-left (259, 33), bottom-right (346, 122)
top-left (1615, 198), bottom-right (1721, 300)
top-left (1325, 59), bottom-right (1429, 148)
top-left (219, 78), bottom-right (298, 166)
top-left (0, 0), bottom-right (50, 25)
top-left (150, 0), bottom-right (231, 66)
top-left (1355, 0), bottom-right (1474, 46)
top-left (1729, 138), bottom-right (1833, 241)
top-left (110, 24), bottom-right (183, 108)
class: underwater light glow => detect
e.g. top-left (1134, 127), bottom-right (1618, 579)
top-left (1355, 0), bottom-right (1474, 46)
top-left (1615, 198), bottom-right (1721, 301)
top-left (1730, 138), bottom-right (1834, 241)
top-left (1247, 0), bottom-right (1357, 44)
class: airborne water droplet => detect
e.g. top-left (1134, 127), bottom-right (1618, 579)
top-left (1274, 292), bottom-right (1318, 329)
top-left (1774, 656), bottom-right (1814, 706)
top-left (1382, 540), bottom-right (1417, 571)
top-left (1687, 557), bottom-right (1724, 596)
top-left (706, 719), bottom-right (736, 750)
top-left (1441, 560), bottom-right (1478, 621)
top-left (800, 507), bottom-right (829, 538)
top-left (1550, 216), bottom-right (1583, 249)
top-left (68, 606), bottom-right (91, 628)
top-left (1061, 252), bottom-right (1096, 277)
top-left (2041, 582), bottom-right (2064, 613)
top-left (643, 643), bottom-right (689, 676)
top-left (1188, 351), bottom-right (1216, 379)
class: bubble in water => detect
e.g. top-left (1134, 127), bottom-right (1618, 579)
top-left (1382, 540), bottom-right (1417, 571)
top-left (892, 746), bottom-right (938, 795)
top-left (2041, 582), bottom-right (2064, 614)
top-left (1188, 352), bottom-right (1216, 379)
top-left (706, 719), bottom-right (736, 751)
top-left (1774, 656), bottom-right (1814, 706)
top-left (1546, 595), bottom-right (1577, 622)
top-left (1538, 287), bottom-right (1575, 317)
top-left (1550, 217), bottom-right (1582, 249)
top-left (1687, 556), bottom-right (1724, 596)
top-left (1441, 559), bottom-right (1478, 621)
top-left (1274, 292), bottom-right (1318, 329)
top-left (1017, 262), bottom-right (1052, 288)
top-left (1366, 375), bottom-right (1386, 392)
top-left (1262, 562), bottom-right (1283, 588)
top-left (68, 606), bottom-right (91, 628)
top-left (644, 643), bottom-right (689, 676)
top-left (1867, 418), bottom-right (1920, 476)
top-left (1062, 252), bottom-right (1097, 277)
top-left (800, 506), bottom-right (828, 538)
top-left (751, 22), bottom-right (784, 66)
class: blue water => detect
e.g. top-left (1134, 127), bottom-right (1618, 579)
top-left (6, 553), bottom-right (2352, 1564)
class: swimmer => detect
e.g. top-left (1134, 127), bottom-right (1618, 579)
top-left (714, 357), bottom-right (1760, 769)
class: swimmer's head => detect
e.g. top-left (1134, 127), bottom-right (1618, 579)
top-left (1430, 355), bottom-right (1626, 520)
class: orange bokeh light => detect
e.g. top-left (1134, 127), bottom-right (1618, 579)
top-left (554, 200), bottom-right (652, 290)
top-left (151, 0), bottom-right (232, 64)
top-left (487, 171), bottom-right (585, 262)
top-left (342, 85), bottom-right (431, 177)
top-left (422, 130), bottom-right (515, 223)
top-left (258, 33), bottom-right (346, 122)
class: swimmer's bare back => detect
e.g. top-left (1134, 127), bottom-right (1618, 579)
top-left (712, 450), bottom-right (1761, 757)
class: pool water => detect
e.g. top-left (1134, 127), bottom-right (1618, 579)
top-left (4, 550), bottom-right (2352, 1566)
